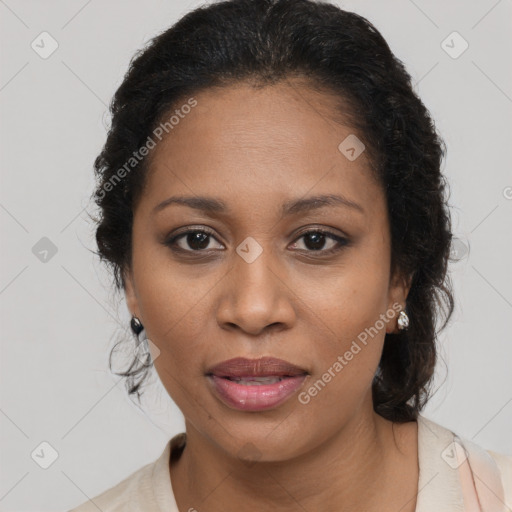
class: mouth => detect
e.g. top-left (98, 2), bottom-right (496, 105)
top-left (205, 357), bottom-right (309, 411)
top-left (220, 375), bottom-right (294, 384)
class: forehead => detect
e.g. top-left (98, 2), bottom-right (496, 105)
top-left (140, 80), bottom-right (383, 219)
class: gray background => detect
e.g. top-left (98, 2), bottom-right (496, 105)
top-left (0, 0), bottom-right (511, 510)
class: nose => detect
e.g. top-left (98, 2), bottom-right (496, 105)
top-left (216, 245), bottom-right (297, 336)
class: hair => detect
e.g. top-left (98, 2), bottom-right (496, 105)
top-left (91, 0), bottom-right (454, 422)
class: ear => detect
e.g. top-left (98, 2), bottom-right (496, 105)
top-left (123, 266), bottom-right (140, 319)
top-left (386, 270), bottom-right (413, 334)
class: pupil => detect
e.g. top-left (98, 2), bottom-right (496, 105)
top-left (305, 232), bottom-right (325, 250)
top-left (188, 232), bottom-right (209, 250)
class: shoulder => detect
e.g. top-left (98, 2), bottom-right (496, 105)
top-left (481, 448), bottom-right (512, 507)
top-left (416, 415), bottom-right (512, 511)
top-left (66, 435), bottom-right (180, 512)
top-left (67, 458), bottom-right (157, 512)
top-left (487, 449), bottom-right (512, 481)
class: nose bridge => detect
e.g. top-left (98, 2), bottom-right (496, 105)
top-left (233, 237), bottom-right (276, 293)
top-left (217, 236), bottom-right (294, 334)
top-left (232, 235), bottom-right (280, 303)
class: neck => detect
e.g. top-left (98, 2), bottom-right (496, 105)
top-left (170, 403), bottom-right (418, 512)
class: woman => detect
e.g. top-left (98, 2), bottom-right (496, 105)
top-left (70, 0), bottom-right (511, 510)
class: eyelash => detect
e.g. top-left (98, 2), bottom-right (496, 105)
top-left (164, 227), bottom-right (349, 256)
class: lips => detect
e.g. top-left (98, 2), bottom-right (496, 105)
top-left (206, 356), bottom-right (308, 379)
top-left (205, 357), bottom-right (309, 411)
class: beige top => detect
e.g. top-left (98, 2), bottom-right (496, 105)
top-left (68, 415), bottom-right (512, 512)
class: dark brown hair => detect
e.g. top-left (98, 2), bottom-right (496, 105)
top-left (91, 0), bottom-right (454, 422)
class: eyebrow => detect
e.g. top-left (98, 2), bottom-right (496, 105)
top-left (152, 193), bottom-right (365, 217)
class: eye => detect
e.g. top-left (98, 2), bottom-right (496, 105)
top-left (289, 229), bottom-right (348, 255)
top-left (165, 228), bottom-right (223, 252)
top-left (164, 227), bottom-right (349, 256)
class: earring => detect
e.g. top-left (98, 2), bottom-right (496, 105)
top-left (397, 310), bottom-right (409, 331)
top-left (130, 315), bottom-right (144, 335)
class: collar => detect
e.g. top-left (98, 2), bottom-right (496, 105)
top-left (415, 415), bottom-right (464, 512)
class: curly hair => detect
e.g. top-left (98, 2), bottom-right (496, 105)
top-left (91, 0), bottom-right (454, 422)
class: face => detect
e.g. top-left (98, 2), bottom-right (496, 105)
top-left (124, 80), bottom-right (410, 461)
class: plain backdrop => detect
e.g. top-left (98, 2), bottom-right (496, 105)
top-left (0, 0), bottom-right (511, 510)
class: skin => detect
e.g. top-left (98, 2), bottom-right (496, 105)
top-left (124, 80), bottom-right (418, 512)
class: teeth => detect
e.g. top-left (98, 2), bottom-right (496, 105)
top-left (228, 376), bottom-right (285, 385)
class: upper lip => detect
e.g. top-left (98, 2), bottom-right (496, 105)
top-left (206, 357), bottom-right (308, 378)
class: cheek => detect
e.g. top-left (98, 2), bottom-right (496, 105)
top-left (140, 283), bottom-right (211, 371)
top-left (298, 294), bottom-right (387, 423)
top-left (131, 242), bottom-right (216, 378)
top-left (308, 241), bottom-right (390, 339)
top-left (302, 244), bottom-right (391, 397)
top-left (146, 288), bottom-right (212, 421)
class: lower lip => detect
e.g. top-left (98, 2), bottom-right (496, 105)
top-left (207, 374), bottom-right (307, 411)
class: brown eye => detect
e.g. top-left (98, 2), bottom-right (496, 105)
top-left (165, 229), bottom-right (223, 252)
top-left (183, 232), bottom-right (210, 250)
top-left (290, 230), bottom-right (349, 255)
top-left (165, 227), bottom-right (349, 257)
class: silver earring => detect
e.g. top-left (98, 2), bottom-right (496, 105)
top-left (130, 315), bottom-right (144, 335)
top-left (397, 310), bottom-right (409, 331)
